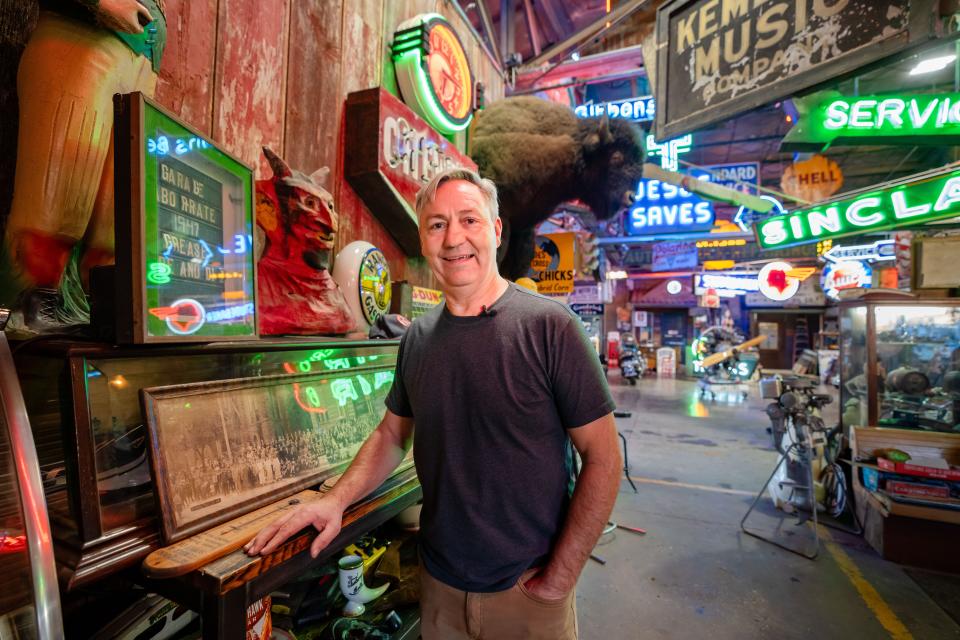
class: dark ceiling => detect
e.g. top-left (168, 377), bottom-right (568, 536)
top-left (462, 0), bottom-right (957, 223)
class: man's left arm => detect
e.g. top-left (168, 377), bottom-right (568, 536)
top-left (524, 412), bottom-right (623, 598)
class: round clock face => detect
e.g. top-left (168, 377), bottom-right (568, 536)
top-left (426, 22), bottom-right (472, 122)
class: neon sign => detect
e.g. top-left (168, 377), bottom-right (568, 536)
top-left (575, 96), bottom-right (655, 122)
top-left (148, 298), bottom-right (207, 335)
top-left (755, 167), bottom-right (960, 248)
top-left (821, 239), bottom-right (895, 263)
top-left (757, 262), bottom-right (815, 302)
top-left (627, 178), bottom-right (715, 235)
top-left (736, 195), bottom-right (784, 233)
top-left (821, 260), bottom-right (872, 300)
top-left (695, 273), bottom-right (760, 297)
top-left (147, 135), bottom-right (212, 156)
top-left (392, 14), bottom-right (474, 134)
top-left (645, 134), bottom-right (692, 172)
top-left (784, 92), bottom-right (960, 148)
top-left (147, 262), bottom-right (172, 284)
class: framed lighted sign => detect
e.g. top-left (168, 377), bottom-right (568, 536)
top-left (344, 88), bottom-right (477, 255)
top-left (113, 92), bottom-right (257, 343)
top-left (755, 166), bottom-right (960, 249)
top-left (783, 92), bottom-right (960, 150)
top-left (627, 178), bottom-right (715, 236)
top-left (392, 13), bottom-right (475, 135)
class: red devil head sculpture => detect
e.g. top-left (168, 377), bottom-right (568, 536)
top-left (256, 147), bottom-right (337, 265)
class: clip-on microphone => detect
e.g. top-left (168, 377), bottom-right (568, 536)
top-left (479, 305), bottom-right (497, 317)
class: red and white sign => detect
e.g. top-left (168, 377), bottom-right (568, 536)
top-left (700, 288), bottom-right (720, 308)
top-left (345, 88), bottom-right (477, 255)
top-left (757, 261), bottom-right (816, 302)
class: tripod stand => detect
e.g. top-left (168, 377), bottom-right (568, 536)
top-left (741, 403), bottom-right (861, 560)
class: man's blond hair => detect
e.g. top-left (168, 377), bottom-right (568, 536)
top-left (415, 168), bottom-right (500, 222)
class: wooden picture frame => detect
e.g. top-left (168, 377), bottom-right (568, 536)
top-left (142, 365), bottom-right (395, 543)
top-left (114, 92), bottom-right (258, 344)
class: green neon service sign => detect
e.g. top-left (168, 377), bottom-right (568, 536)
top-left (755, 167), bottom-right (960, 249)
top-left (782, 91), bottom-right (960, 150)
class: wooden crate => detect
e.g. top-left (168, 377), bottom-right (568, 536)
top-left (852, 427), bottom-right (960, 572)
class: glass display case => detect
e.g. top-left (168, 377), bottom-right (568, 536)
top-left (13, 338), bottom-right (399, 590)
top-left (840, 297), bottom-right (960, 434)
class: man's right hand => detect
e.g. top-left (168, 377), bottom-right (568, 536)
top-left (243, 498), bottom-right (344, 559)
top-left (91, 0), bottom-right (154, 34)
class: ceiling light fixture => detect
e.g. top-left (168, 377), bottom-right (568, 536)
top-left (909, 54), bottom-right (957, 75)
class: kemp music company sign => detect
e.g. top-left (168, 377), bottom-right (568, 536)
top-left (345, 88), bottom-right (478, 255)
top-left (654, 0), bottom-right (940, 139)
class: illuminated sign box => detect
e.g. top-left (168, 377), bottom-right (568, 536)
top-left (784, 92), bottom-right (960, 150)
top-left (755, 167), bottom-right (960, 249)
top-left (626, 177), bottom-right (715, 236)
top-left (575, 96), bottom-right (655, 122)
top-left (700, 162), bottom-right (759, 193)
top-left (694, 273), bottom-right (760, 296)
top-left (114, 92), bottom-right (257, 343)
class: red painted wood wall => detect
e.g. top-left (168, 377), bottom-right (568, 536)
top-left (153, 0), bottom-right (505, 288)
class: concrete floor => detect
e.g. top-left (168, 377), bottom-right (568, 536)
top-left (575, 377), bottom-right (960, 640)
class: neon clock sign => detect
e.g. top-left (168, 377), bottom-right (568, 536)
top-left (392, 14), bottom-right (475, 134)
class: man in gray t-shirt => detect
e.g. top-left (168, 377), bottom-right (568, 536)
top-left (248, 168), bottom-right (622, 640)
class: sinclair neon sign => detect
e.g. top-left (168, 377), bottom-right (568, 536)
top-left (755, 168), bottom-right (960, 249)
top-left (783, 93), bottom-right (960, 148)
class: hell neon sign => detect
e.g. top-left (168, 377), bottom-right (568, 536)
top-left (784, 93), bottom-right (960, 148)
top-left (755, 167), bottom-right (960, 249)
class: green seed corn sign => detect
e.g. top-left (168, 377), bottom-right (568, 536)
top-left (755, 167), bottom-right (960, 249)
top-left (782, 91), bottom-right (960, 150)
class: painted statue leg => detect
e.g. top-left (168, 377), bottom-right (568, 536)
top-left (2, 13), bottom-right (155, 331)
top-left (82, 41), bottom-right (158, 285)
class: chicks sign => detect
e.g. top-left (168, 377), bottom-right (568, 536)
top-left (756, 167), bottom-right (960, 249)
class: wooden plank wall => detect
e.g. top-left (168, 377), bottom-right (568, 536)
top-left (0, 0), bottom-right (503, 288)
top-left (155, 0), bottom-right (505, 287)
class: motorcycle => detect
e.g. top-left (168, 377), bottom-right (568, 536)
top-left (619, 333), bottom-right (642, 385)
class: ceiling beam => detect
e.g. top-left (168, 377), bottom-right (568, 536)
top-left (499, 0), bottom-right (516, 61)
top-left (470, 0), bottom-right (502, 66)
top-left (537, 0), bottom-right (573, 40)
top-left (519, 0), bottom-right (652, 69)
top-left (521, 0), bottom-right (542, 57)
top-left (513, 44), bottom-right (644, 94)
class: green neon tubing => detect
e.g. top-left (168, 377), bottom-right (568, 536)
top-left (395, 47), bottom-right (471, 133)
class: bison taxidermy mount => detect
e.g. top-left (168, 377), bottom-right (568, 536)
top-left (469, 97), bottom-right (645, 279)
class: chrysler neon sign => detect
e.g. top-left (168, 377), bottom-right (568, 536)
top-left (755, 168), bottom-right (960, 249)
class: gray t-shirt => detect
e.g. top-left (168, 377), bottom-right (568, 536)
top-left (386, 282), bottom-right (615, 592)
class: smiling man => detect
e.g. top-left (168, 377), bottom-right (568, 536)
top-left (246, 168), bottom-right (622, 639)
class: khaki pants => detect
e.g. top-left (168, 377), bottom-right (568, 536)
top-left (420, 566), bottom-right (578, 640)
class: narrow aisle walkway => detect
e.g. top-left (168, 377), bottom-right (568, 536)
top-left (575, 378), bottom-right (960, 640)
